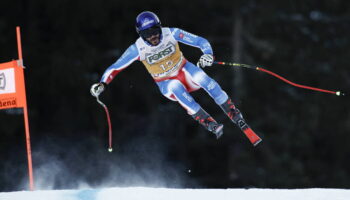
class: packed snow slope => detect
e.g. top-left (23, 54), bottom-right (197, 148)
top-left (1, 187), bottom-right (350, 200)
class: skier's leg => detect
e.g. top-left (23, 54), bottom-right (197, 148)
top-left (156, 79), bottom-right (200, 115)
top-left (156, 79), bottom-right (223, 138)
top-left (182, 62), bottom-right (228, 105)
top-left (182, 62), bottom-right (244, 124)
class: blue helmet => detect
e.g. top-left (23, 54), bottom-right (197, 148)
top-left (135, 11), bottom-right (162, 40)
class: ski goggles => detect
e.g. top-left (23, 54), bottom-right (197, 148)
top-left (140, 26), bottom-right (161, 38)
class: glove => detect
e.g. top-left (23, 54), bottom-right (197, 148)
top-left (197, 54), bottom-right (214, 68)
top-left (90, 82), bottom-right (105, 97)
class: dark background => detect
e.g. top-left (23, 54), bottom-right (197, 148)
top-left (1, 0), bottom-right (349, 192)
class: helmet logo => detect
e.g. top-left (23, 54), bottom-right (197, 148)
top-left (142, 18), bottom-right (155, 28)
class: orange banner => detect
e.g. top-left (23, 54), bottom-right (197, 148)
top-left (0, 60), bottom-right (27, 110)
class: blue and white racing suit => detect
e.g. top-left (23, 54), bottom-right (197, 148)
top-left (101, 27), bottom-right (228, 115)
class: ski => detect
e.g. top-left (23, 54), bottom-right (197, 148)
top-left (236, 118), bottom-right (262, 146)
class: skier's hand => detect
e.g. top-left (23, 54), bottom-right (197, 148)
top-left (90, 82), bottom-right (105, 97)
top-left (197, 54), bottom-right (214, 68)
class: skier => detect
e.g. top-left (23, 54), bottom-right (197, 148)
top-left (90, 11), bottom-right (246, 139)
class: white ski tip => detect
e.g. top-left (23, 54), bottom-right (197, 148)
top-left (253, 138), bottom-right (262, 146)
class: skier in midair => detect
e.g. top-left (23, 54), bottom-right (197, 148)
top-left (90, 11), bottom-right (247, 139)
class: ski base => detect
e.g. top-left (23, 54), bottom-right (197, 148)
top-left (243, 127), bottom-right (262, 146)
top-left (236, 119), bottom-right (262, 146)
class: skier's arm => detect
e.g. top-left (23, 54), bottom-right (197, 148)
top-left (171, 28), bottom-right (214, 67)
top-left (170, 27), bottom-right (213, 55)
top-left (91, 44), bottom-right (139, 97)
top-left (100, 44), bottom-right (139, 84)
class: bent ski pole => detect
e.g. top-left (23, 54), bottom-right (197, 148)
top-left (214, 61), bottom-right (344, 96)
top-left (96, 96), bottom-right (113, 152)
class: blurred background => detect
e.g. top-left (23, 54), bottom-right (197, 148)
top-left (1, 0), bottom-right (349, 192)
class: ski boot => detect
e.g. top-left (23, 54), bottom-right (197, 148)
top-left (192, 108), bottom-right (224, 139)
top-left (220, 98), bottom-right (246, 128)
top-left (220, 98), bottom-right (262, 146)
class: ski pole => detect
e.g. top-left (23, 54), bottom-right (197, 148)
top-left (214, 61), bottom-right (345, 96)
top-left (96, 96), bottom-right (113, 152)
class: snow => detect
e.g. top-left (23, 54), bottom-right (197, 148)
top-left (1, 187), bottom-right (350, 200)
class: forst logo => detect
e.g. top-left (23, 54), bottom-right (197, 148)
top-left (0, 73), bottom-right (5, 90)
top-left (147, 45), bottom-right (175, 64)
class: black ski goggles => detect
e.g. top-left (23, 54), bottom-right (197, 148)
top-left (139, 26), bottom-right (161, 38)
